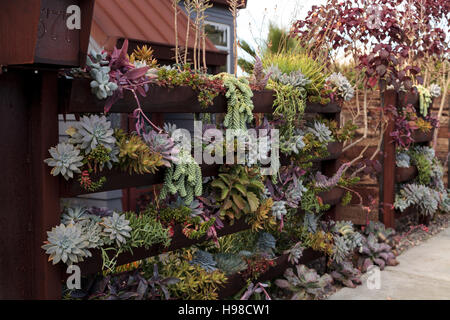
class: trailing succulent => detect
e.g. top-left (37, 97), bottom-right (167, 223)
top-left (213, 73), bottom-right (254, 131)
top-left (275, 264), bottom-right (333, 300)
top-left (358, 233), bottom-right (398, 272)
top-left (159, 150), bottom-right (202, 206)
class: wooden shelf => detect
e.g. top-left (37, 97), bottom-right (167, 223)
top-left (334, 204), bottom-right (379, 226)
top-left (76, 218), bottom-right (250, 276)
top-left (395, 166), bottom-right (418, 183)
top-left (60, 164), bottom-right (219, 197)
top-left (319, 187), bottom-right (345, 207)
top-left (59, 78), bottom-right (342, 115)
top-left (412, 129), bottom-right (434, 143)
top-left (217, 249), bottom-right (323, 299)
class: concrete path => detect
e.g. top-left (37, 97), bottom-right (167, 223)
top-left (328, 227), bottom-right (450, 300)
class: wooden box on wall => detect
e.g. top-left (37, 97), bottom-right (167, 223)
top-left (0, 0), bottom-right (94, 67)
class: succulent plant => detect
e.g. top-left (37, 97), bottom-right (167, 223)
top-left (303, 212), bottom-right (320, 234)
top-left (143, 130), bottom-right (179, 167)
top-left (87, 50), bottom-right (118, 100)
top-left (249, 56), bottom-right (271, 90)
top-left (275, 264), bottom-right (333, 300)
top-left (101, 212), bottom-right (132, 247)
top-left (86, 206), bottom-right (114, 218)
top-left (320, 220), bottom-right (364, 264)
top-left (213, 73), bottom-right (254, 131)
top-left (330, 260), bottom-right (362, 288)
top-left (271, 200), bottom-right (287, 221)
top-left (325, 72), bottom-right (354, 101)
top-left (214, 253), bottom-right (248, 275)
top-left (42, 223), bottom-right (91, 265)
top-left (190, 250), bottom-right (217, 272)
top-left (314, 163), bottom-right (348, 189)
top-left (117, 133), bottom-right (164, 174)
top-left (159, 149), bottom-right (202, 205)
top-left (396, 151), bottom-right (411, 168)
top-left (358, 233), bottom-right (398, 272)
top-left (394, 183), bottom-right (441, 216)
top-left (307, 121), bottom-right (334, 144)
top-left (44, 142), bottom-right (84, 180)
top-left (69, 115), bottom-right (117, 155)
top-left (89, 68), bottom-right (118, 100)
top-left (256, 232), bottom-right (276, 256)
top-left (429, 83), bottom-right (441, 98)
top-left (284, 242), bottom-right (305, 265)
top-left (81, 220), bottom-right (104, 249)
top-left (61, 206), bottom-right (89, 226)
top-left (286, 178), bottom-right (308, 208)
top-left (163, 122), bottom-right (179, 138)
top-left (267, 65), bottom-right (311, 89)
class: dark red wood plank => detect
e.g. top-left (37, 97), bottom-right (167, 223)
top-left (382, 90), bottom-right (397, 229)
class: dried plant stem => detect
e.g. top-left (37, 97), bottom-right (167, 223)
top-left (227, 0), bottom-right (242, 76)
top-left (172, 0), bottom-right (181, 65)
top-left (432, 65), bottom-right (450, 149)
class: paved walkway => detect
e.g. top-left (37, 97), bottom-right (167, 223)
top-left (329, 227), bottom-right (450, 300)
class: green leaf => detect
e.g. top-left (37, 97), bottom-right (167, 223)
top-left (246, 191), bottom-right (260, 212)
top-left (234, 183), bottom-right (247, 196)
top-left (232, 193), bottom-right (246, 210)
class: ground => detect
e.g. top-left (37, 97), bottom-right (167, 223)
top-left (328, 218), bottom-right (450, 300)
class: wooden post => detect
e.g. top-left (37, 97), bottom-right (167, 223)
top-left (31, 71), bottom-right (62, 299)
top-left (381, 90), bottom-right (397, 229)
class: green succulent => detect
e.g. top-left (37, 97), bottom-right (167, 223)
top-left (307, 121), bottom-right (334, 144)
top-left (101, 212), bottom-right (132, 247)
top-left (275, 264), bottom-right (333, 300)
top-left (213, 73), bottom-right (254, 131)
top-left (42, 223), bottom-right (91, 266)
top-left (159, 150), bottom-right (202, 205)
top-left (61, 206), bottom-right (89, 226)
top-left (211, 165), bottom-right (265, 223)
top-left (44, 142), bottom-right (84, 180)
top-left (190, 250), bottom-right (217, 272)
top-left (143, 130), bottom-right (179, 167)
top-left (69, 115), bottom-right (116, 155)
top-left (214, 253), bottom-right (248, 275)
top-left (81, 220), bottom-right (104, 249)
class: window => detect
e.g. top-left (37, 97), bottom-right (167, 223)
top-left (205, 21), bottom-right (231, 73)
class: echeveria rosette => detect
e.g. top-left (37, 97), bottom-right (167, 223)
top-left (307, 121), bottom-right (334, 144)
top-left (143, 130), bottom-right (180, 167)
top-left (44, 142), bottom-right (84, 180)
top-left (325, 72), bottom-right (355, 102)
top-left (190, 250), bottom-right (217, 272)
top-left (42, 223), bottom-right (92, 266)
top-left (101, 212), bottom-right (132, 247)
top-left (429, 83), bottom-right (441, 98)
top-left (61, 206), bottom-right (89, 226)
top-left (69, 115), bottom-right (117, 155)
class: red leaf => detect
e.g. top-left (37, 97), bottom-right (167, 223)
top-left (368, 76), bottom-right (378, 88)
top-left (125, 67), bottom-right (149, 80)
